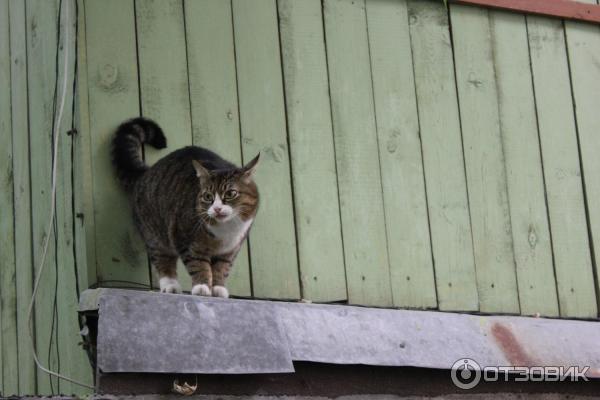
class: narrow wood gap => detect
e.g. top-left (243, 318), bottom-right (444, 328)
top-left (230, 0), bottom-right (254, 297)
top-left (524, 15), bottom-right (563, 317)
top-left (405, 0), bottom-right (440, 310)
top-left (447, 2), bottom-right (481, 311)
top-left (274, 0), bottom-right (304, 300)
top-left (363, 0), bottom-right (394, 306)
top-left (132, 0), bottom-right (154, 290)
top-left (320, 0), bottom-right (350, 303)
top-left (562, 20), bottom-right (600, 314)
top-left (488, 9), bottom-right (522, 315)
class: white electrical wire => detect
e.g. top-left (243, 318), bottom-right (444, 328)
top-left (26, 0), bottom-right (94, 390)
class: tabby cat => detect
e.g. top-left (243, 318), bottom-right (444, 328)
top-left (112, 117), bottom-right (260, 298)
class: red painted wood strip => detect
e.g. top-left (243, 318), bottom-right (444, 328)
top-left (452, 0), bottom-right (600, 24)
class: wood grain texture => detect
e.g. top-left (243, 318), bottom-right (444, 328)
top-left (135, 0), bottom-right (193, 292)
top-left (490, 10), bottom-right (559, 317)
top-left (365, 0), bottom-right (436, 309)
top-left (232, 0), bottom-right (300, 299)
top-left (323, 0), bottom-right (392, 307)
top-left (8, 0), bottom-right (36, 393)
top-left (26, 0), bottom-right (61, 393)
top-left (527, 15), bottom-right (598, 318)
top-left (564, 0), bottom-right (600, 314)
top-left (184, 0), bottom-right (251, 296)
top-left (85, 0), bottom-right (150, 286)
top-left (74, 0), bottom-right (95, 291)
top-left (450, 5), bottom-right (519, 313)
top-left (54, 2), bottom-right (93, 393)
top-left (278, 0), bottom-right (347, 302)
top-left (0, 0), bottom-right (19, 393)
top-left (407, 0), bottom-right (479, 311)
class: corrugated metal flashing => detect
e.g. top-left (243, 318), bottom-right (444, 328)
top-left (81, 288), bottom-right (600, 376)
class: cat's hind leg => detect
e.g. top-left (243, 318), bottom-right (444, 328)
top-left (150, 253), bottom-right (181, 294)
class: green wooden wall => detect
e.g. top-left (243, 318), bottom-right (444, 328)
top-left (2, 0), bottom-right (600, 395)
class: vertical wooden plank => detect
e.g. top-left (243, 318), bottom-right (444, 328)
top-left (278, 0), bottom-right (347, 302)
top-left (54, 5), bottom-right (76, 394)
top-left (407, 0), bottom-right (478, 311)
top-left (450, 5), bottom-right (519, 313)
top-left (564, 0), bottom-right (600, 313)
top-left (365, 0), bottom-right (436, 309)
top-left (74, 0), bottom-right (95, 291)
top-left (323, 0), bottom-right (392, 307)
top-left (54, 1), bottom-right (93, 394)
top-left (26, 0), bottom-right (60, 393)
top-left (527, 16), bottom-right (597, 318)
top-left (232, 0), bottom-right (300, 299)
top-left (74, 0), bottom-right (96, 290)
top-left (85, 0), bottom-right (149, 286)
top-left (0, 0), bottom-right (19, 394)
top-left (135, 0), bottom-right (193, 292)
top-left (184, 0), bottom-right (251, 296)
top-left (9, 0), bottom-right (37, 393)
top-left (490, 10), bottom-right (559, 317)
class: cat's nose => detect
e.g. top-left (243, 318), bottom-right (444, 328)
top-left (213, 206), bottom-right (222, 214)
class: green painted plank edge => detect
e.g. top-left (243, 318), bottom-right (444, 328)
top-left (490, 10), bottom-right (559, 317)
top-left (278, 0), bottom-right (347, 303)
top-left (366, 0), bottom-right (437, 309)
top-left (232, 0), bottom-right (300, 299)
top-left (85, 0), bottom-right (150, 287)
top-left (407, 0), bottom-right (479, 311)
top-left (450, 5), bottom-right (519, 313)
top-left (9, 0), bottom-right (37, 393)
top-left (564, 1), bottom-right (600, 315)
top-left (323, 0), bottom-right (392, 307)
top-left (0, 0), bottom-right (19, 394)
top-left (527, 15), bottom-right (597, 318)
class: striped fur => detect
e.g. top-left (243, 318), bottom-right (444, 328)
top-left (112, 117), bottom-right (260, 296)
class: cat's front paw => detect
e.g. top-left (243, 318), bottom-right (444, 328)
top-left (191, 283), bottom-right (211, 296)
top-left (159, 277), bottom-right (182, 294)
top-left (212, 285), bottom-right (229, 298)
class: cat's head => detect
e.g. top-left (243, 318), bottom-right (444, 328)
top-left (192, 154), bottom-right (260, 224)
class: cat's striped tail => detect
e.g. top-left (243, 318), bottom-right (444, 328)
top-left (111, 117), bottom-right (167, 190)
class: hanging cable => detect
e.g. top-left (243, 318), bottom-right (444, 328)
top-left (26, 0), bottom-right (94, 390)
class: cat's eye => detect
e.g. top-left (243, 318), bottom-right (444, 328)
top-left (224, 189), bottom-right (238, 200)
top-left (202, 192), bottom-right (214, 203)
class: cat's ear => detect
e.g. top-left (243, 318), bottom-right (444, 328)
top-left (192, 160), bottom-right (210, 179)
top-left (241, 153), bottom-right (260, 181)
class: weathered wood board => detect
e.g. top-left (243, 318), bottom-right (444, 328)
top-left (278, 0), bottom-right (347, 303)
top-left (408, 0), bottom-right (479, 311)
top-left (8, 0), bottom-right (37, 393)
top-left (527, 15), bottom-right (598, 318)
top-left (450, 5), bottom-right (519, 314)
top-left (232, 0), bottom-right (300, 299)
top-left (85, 0), bottom-right (150, 287)
top-left (323, 0), bottom-right (392, 307)
top-left (366, 0), bottom-right (437, 309)
top-left (564, 0), bottom-right (600, 312)
top-left (490, 10), bottom-right (559, 317)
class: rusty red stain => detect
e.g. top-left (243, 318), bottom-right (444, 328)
top-left (452, 0), bottom-right (600, 24)
top-left (491, 322), bottom-right (537, 366)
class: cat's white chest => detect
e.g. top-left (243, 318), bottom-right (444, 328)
top-left (207, 217), bottom-right (253, 254)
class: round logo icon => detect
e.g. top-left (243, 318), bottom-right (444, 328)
top-left (451, 358), bottom-right (482, 390)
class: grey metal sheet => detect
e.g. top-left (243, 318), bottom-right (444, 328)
top-left (86, 289), bottom-right (600, 376)
top-left (275, 302), bottom-right (600, 375)
top-left (97, 289), bottom-right (294, 374)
